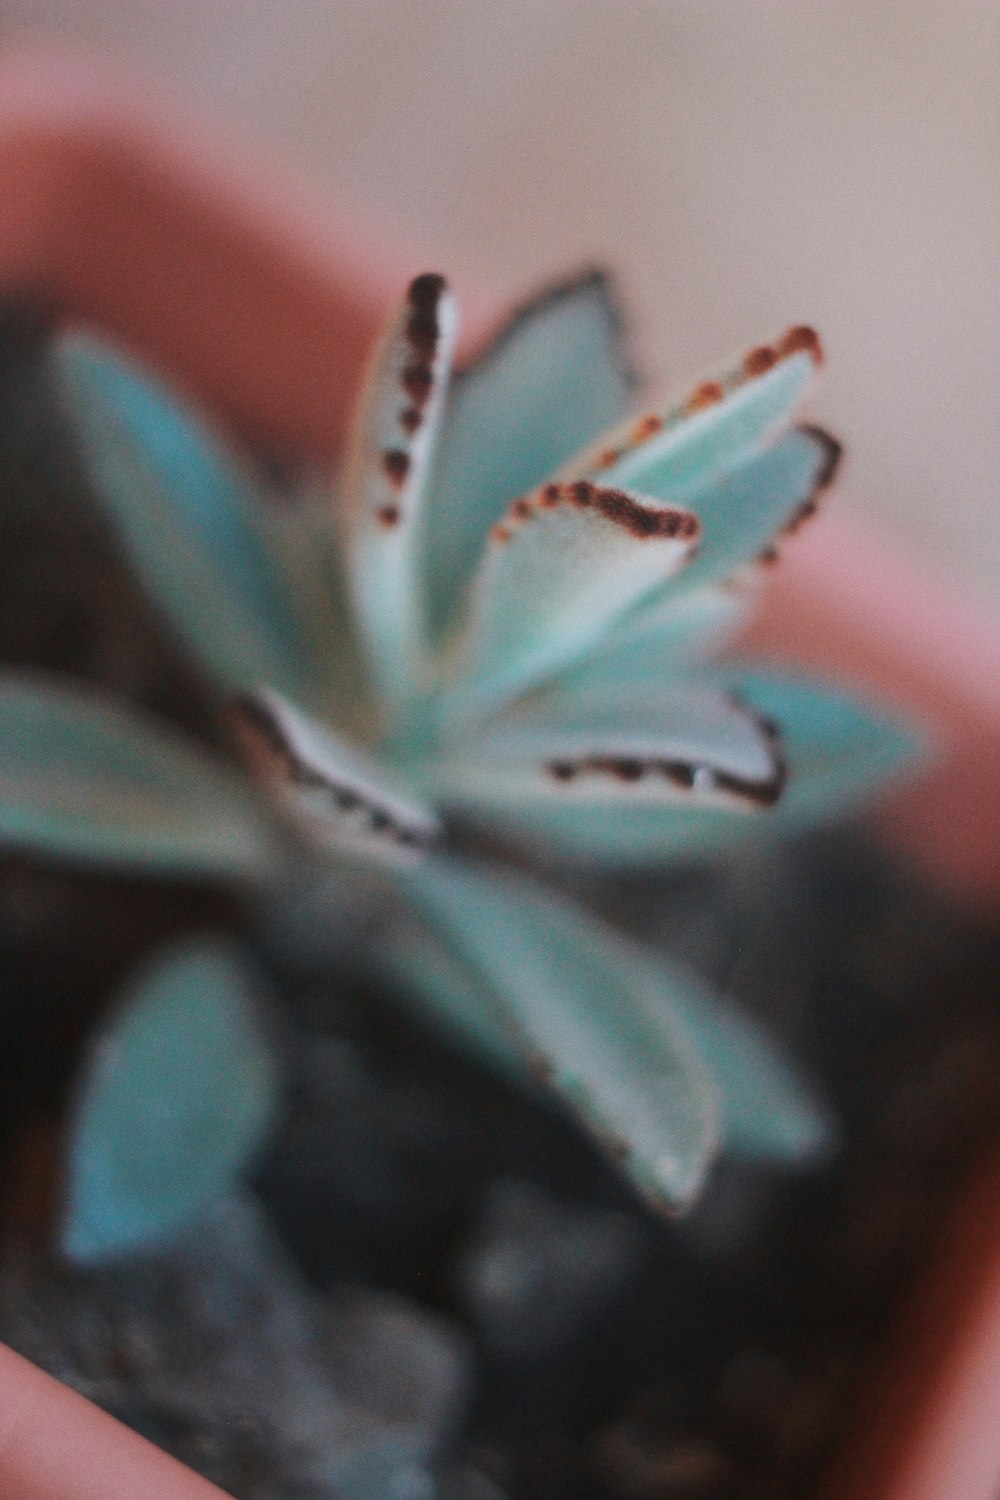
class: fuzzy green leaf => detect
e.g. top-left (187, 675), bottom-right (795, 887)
top-left (433, 671), bottom-right (918, 865)
top-left (440, 483), bottom-right (700, 718)
top-left (399, 858), bottom-right (718, 1209)
top-left (0, 673), bottom-right (277, 877)
top-left (61, 938), bottom-right (279, 1262)
top-left (562, 341), bottom-right (817, 497)
top-left (424, 681), bottom-right (783, 821)
top-left (344, 274), bottom-right (458, 706)
top-left (422, 272), bottom-right (635, 639)
top-left (554, 587), bottom-right (746, 696)
top-left (53, 334), bottom-right (323, 707)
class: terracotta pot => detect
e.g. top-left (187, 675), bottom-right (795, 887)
top-left (0, 47), bottom-right (996, 1500)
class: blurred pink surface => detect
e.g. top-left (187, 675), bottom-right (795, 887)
top-left (0, 1342), bottom-right (230, 1499)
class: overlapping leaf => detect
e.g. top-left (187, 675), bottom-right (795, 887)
top-left (0, 672), bottom-right (277, 877)
top-left (441, 482), bottom-right (700, 715)
top-left (399, 858), bottom-right (718, 1208)
top-left (344, 274), bottom-right (458, 704)
top-left (422, 272), bottom-right (636, 639)
top-left (455, 671), bottom-right (916, 863)
top-left (53, 335), bottom-right (328, 710)
top-left (422, 682), bottom-right (784, 821)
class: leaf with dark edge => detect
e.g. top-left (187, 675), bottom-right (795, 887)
top-left (439, 480), bottom-right (700, 719)
top-left (422, 270), bottom-right (637, 640)
top-left (343, 273), bottom-right (458, 707)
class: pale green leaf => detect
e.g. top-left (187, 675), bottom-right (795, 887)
top-left (456, 670), bottom-right (918, 864)
top-left (422, 271), bottom-right (635, 639)
top-left (61, 938), bottom-right (279, 1262)
top-left (440, 482), bottom-right (700, 719)
top-left (399, 859), bottom-right (718, 1209)
top-left (53, 334), bottom-right (323, 706)
top-left (0, 672), bottom-right (277, 878)
top-left (344, 275), bottom-right (458, 707)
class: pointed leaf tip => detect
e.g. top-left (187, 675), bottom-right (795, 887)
top-left (345, 271), bottom-right (459, 705)
top-left (53, 333), bottom-right (323, 706)
top-left (61, 939), bottom-right (279, 1263)
top-left (399, 859), bottom-right (719, 1210)
top-left (422, 270), bottom-right (636, 638)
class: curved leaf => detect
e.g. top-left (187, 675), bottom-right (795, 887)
top-left (0, 672), bottom-right (277, 878)
top-left (440, 481), bottom-right (700, 718)
top-left (61, 938), bottom-right (279, 1262)
top-left (425, 681), bottom-right (783, 818)
top-left (370, 916), bottom-right (529, 1080)
top-left (344, 274), bottom-right (458, 706)
top-left (673, 426), bottom-right (840, 594)
top-left (398, 858), bottom-right (718, 1209)
top-left (433, 671), bottom-right (919, 865)
top-left (647, 953), bottom-right (834, 1164)
top-left (554, 586), bottom-right (746, 696)
top-left (560, 333), bottom-right (818, 496)
top-left (231, 686), bottom-right (440, 866)
top-left (53, 334), bottom-right (323, 706)
top-left (378, 897), bottom-right (831, 1168)
top-left (422, 271), bottom-right (636, 639)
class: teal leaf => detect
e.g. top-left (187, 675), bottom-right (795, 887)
top-left (672, 425), bottom-right (840, 595)
top-left (422, 271), bottom-right (636, 639)
top-left (370, 917), bottom-right (530, 1080)
top-left (422, 682), bottom-right (784, 821)
top-left (263, 499), bottom-right (373, 734)
top-left (440, 483), bottom-right (700, 719)
top-left (561, 334), bottom-right (818, 499)
top-left (379, 892), bottom-right (830, 1168)
top-left (231, 687), bottom-right (440, 865)
top-left (53, 334), bottom-right (322, 707)
top-left (0, 673), bottom-right (278, 877)
top-left (399, 858), bottom-right (718, 1209)
top-left (459, 670), bottom-right (918, 864)
top-left (725, 669), bottom-right (924, 826)
top-left (554, 587), bottom-right (746, 697)
top-left (344, 275), bottom-right (458, 707)
top-left (61, 938), bottom-right (279, 1262)
top-left (647, 953), bottom-right (834, 1164)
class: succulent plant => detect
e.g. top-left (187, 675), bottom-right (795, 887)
top-left (0, 271), bottom-right (914, 1259)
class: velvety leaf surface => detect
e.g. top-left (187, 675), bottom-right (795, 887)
top-left (422, 272), bottom-right (635, 639)
top-left (0, 673), bottom-right (277, 877)
top-left (670, 426), bottom-right (840, 595)
top-left (399, 858), bottom-right (719, 1209)
top-left (61, 938), bottom-right (279, 1262)
top-left (424, 682), bottom-right (783, 818)
top-left (560, 338), bottom-right (817, 496)
top-left (343, 274), bottom-right (458, 706)
top-left (53, 335), bottom-right (322, 707)
top-left (441, 482), bottom-right (700, 716)
top-left (433, 671), bottom-right (918, 865)
top-left (554, 587), bottom-right (746, 696)
top-left (231, 686), bottom-right (440, 866)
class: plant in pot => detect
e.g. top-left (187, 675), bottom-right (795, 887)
top-left (0, 52), bottom-right (998, 1500)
